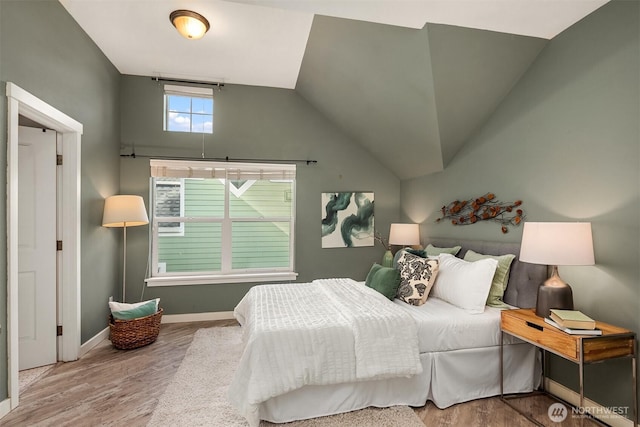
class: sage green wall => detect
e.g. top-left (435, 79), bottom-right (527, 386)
top-left (296, 16), bottom-right (547, 180)
top-left (119, 76), bottom-right (400, 314)
top-left (401, 0), bottom-right (639, 413)
top-left (0, 0), bottom-right (122, 401)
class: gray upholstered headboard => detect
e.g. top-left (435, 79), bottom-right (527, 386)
top-left (428, 238), bottom-right (547, 309)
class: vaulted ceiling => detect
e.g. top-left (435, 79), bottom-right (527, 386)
top-left (59, 0), bottom-right (609, 179)
top-left (296, 18), bottom-right (547, 179)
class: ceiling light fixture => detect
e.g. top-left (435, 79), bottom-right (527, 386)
top-left (170, 9), bottom-right (210, 40)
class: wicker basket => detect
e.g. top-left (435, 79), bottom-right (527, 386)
top-left (109, 308), bottom-right (163, 350)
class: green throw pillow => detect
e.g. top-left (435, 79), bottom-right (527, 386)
top-left (365, 263), bottom-right (402, 300)
top-left (112, 299), bottom-right (157, 320)
top-left (405, 248), bottom-right (427, 258)
top-left (425, 244), bottom-right (462, 257)
top-left (463, 249), bottom-right (516, 308)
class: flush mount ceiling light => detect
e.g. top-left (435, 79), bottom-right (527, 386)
top-left (170, 9), bottom-right (210, 40)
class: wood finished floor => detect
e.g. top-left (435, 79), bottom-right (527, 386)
top-left (4, 320), bottom-right (602, 427)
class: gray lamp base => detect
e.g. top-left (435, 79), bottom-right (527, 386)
top-left (535, 283), bottom-right (574, 318)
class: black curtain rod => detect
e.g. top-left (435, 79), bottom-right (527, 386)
top-left (120, 153), bottom-right (317, 165)
top-left (152, 76), bottom-right (225, 88)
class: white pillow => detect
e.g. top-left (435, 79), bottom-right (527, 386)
top-left (109, 298), bottom-right (159, 314)
top-left (430, 254), bottom-right (498, 314)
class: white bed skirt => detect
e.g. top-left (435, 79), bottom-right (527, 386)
top-left (259, 343), bottom-right (540, 424)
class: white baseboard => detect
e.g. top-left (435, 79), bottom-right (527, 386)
top-left (161, 311), bottom-right (235, 324)
top-left (545, 378), bottom-right (634, 427)
top-left (79, 326), bottom-right (110, 358)
top-left (76, 313), bottom-right (234, 357)
top-left (0, 397), bottom-right (11, 420)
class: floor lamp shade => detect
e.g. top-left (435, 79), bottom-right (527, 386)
top-left (389, 223), bottom-right (421, 246)
top-left (102, 195), bottom-right (149, 227)
top-left (519, 222), bottom-right (595, 317)
top-left (102, 195), bottom-right (149, 303)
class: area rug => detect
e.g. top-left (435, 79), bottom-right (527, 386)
top-left (148, 326), bottom-right (425, 427)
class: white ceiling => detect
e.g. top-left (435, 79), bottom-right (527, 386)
top-left (59, 0), bottom-right (609, 89)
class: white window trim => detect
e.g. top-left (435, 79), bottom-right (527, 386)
top-left (145, 271), bottom-right (298, 287)
top-left (148, 160), bottom-right (296, 285)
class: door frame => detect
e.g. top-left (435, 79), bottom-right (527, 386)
top-left (5, 82), bottom-right (82, 410)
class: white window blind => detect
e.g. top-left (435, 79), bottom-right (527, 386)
top-left (150, 159), bottom-right (296, 180)
top-left (164, 84), bottom-right (213, 97)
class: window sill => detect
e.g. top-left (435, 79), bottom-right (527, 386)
top-left (145, 272), bottom-right (298, 287)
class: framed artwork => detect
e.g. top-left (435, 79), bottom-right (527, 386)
top-left (321, 192), bottom-right (374, 248)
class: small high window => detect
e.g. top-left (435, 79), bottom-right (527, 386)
top-left (164, 84), bottom-right (213, 133)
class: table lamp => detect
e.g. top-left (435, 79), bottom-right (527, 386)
top-left (389, 223), bottom-right (421, 248)
top-left (519, 222), bottom-right (595, 318)
top-left (382, 223), bottom-right (421, 267)
top-left (103, 195), bottom-right (149, 302)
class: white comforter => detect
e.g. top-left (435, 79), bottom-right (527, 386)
top-left (228, 278), bottom-right (422, 426)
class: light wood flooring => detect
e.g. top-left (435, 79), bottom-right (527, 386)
top-left (3, 320), bottom-right (603, 427)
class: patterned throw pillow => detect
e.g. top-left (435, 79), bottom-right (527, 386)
top-left (396, 251), bottom-right (440, 306)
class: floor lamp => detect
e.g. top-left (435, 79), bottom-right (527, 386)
top-left (102, 195), bottom-right (149, 303)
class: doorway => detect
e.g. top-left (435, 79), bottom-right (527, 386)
top-left (4, 82), bottom-right (82, 414)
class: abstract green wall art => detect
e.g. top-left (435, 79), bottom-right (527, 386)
top-left (321, 192), bottom-right (374, 248)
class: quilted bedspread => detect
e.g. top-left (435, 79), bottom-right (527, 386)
top-left (228, 278), bottom-right (422, 426)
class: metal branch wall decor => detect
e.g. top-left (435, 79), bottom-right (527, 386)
top-left (436, 193), bottom-right (525, 234)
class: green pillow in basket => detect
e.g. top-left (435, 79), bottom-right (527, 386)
top-left (111, 299), bottom-right (157, 320)
top-left (109, 298), bottom-right (159, 320)
top-left (109, 298), bottom-right (162, 350)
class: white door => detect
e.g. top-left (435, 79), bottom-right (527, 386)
top-left (18, 126), bottom-right (58, 370)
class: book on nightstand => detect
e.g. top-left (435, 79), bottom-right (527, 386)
top-left (544, 317), bottom-right (602, 336)
top-left (549, 309), bottom-right (596, 330)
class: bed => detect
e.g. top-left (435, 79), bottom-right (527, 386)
top-left (228, 239), bottom-right (547, 426)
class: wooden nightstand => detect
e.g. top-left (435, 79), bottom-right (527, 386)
top-left (500, 308), bottom-right (637, 426)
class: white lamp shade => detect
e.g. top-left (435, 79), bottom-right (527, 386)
top-left (389, 223), bottom-right (420, 246)
top-left (519, 222), bottom-right (595, 266)
top-left (102, 195), bottom-right (149, 228)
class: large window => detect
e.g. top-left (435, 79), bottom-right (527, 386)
top-left (146, 159), bottom-right (296, 286)
top-left (163, 84), bottom-right (213, 133)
